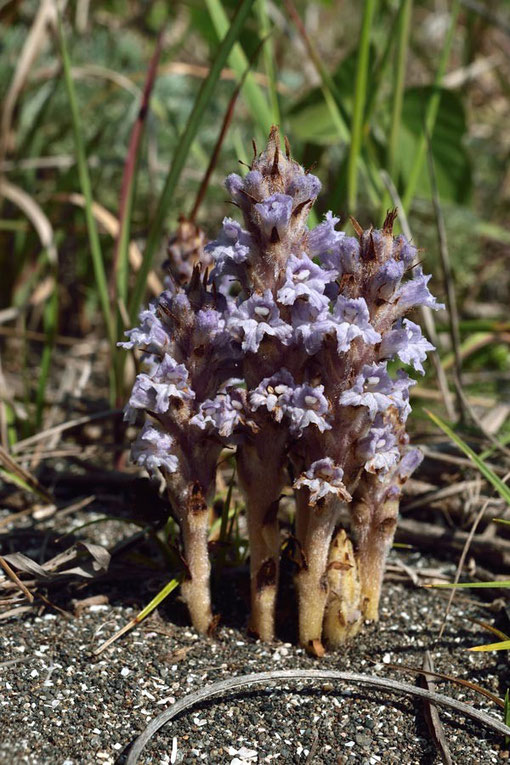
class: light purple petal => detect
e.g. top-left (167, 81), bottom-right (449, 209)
top-left (119, 302), bottom-right (170, 354)
top-left (294, 458), bottom-right (351, 503)
top-left (395, 267), bottom-right (444, 311)
top-left (379, 319), bottom-right (434, 374)
top-left (249, 369), bottom-right (295, 422)
top-left (286, 383), bottom-right (331, 435)
top-left (357, 417), bottom-right (400, 476)
top-left (254, 193), bottom-right (293, 239)
top-left (277, 253), bottom-right (336, 311)
top-left (132, 421), bottom-right (178, 475)
top-left (228, 290), bottom-right (292, 353)
top-left (339, 363), bottom-right (395, 419)
top-left (190, 390), bottom-right (246, 437)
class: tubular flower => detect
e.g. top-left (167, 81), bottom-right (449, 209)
top-left (121, 127), bottom-right (439, 652)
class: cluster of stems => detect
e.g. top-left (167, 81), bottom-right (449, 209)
top-left (122, 127), bottom-right (441, 653)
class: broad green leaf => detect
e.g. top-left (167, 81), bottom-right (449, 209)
top-left (399, 87), bottom-right (471, 204)
top-left (286, 48), bottom-right (360, 144)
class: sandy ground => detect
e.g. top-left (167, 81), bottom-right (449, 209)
top-left (1, 548), bottom-right (510, 765)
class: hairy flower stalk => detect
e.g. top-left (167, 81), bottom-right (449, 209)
top-left (122, 127), bottom-right (441, 651)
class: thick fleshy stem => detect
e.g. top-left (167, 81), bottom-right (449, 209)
top-left (175, 482), bottom-right (213, 634)
top-left (349, 475), bottom-right (399, 621)
top-left (294, 493), bottom-right (339, 653)
top-left (237, 437), bottom-right (286, 641)
top-left (323, 527), bottom-right (362, 646)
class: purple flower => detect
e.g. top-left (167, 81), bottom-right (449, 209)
top-left (287, 173), bottom-right (322, 203)
top-left (254, 194), bottom-right (293, 239)
top-left (119, 303), bottom-right (170, 354)
top-left (287, 383), bottom-right (331, 434)
top-left (379, 319), bottom-right (435, 374)
top-left (396, 448), bottom-right (423, 480)
top-left (391, 370), bottom-right (416, 422)
top-left (395, 267), bottom-right (444, 312)
top-left (208, 217), bottom-right (252, 289)
top-left (277, 254), bottom-right (336, 311)
top-left (125, 355), bottom-right (194, 420)
top-left (293, 296), bottom-right (380, 356)
top-left (308, 212), bottom-right (345, 271)
top-left (294, 458), bottom-right (351, 504)
top-left (357, 417), bottom-right (400, 476)
top-left (190, 390), bottom-right (246, 437)
top-left (291, 301), bottom-right (332, 355)
top-left (394, 234), bottom-right (417, 267)
top-left (249, 369), bottom-right (295, 422)
top-left (228, 290), bottom-right (292, 353)
top-left (225, 173), bottom-right (244, 202)
top-left (131, 421), bottom-right (178, 475)
top-left (194, 308), bottom-right (227, 345)
top-left (339, 363), bottom-right (395, 419)
top-left (369, 259), bottom-right (405, 302)
top-left (331, 296), bottom-right (381, 352)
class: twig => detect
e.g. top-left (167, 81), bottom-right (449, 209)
top-left (439, 472), bottom-right (510, 638)
top-left (421, 651), bottom-right (453, 765)
top-left (124, 669), bottom-right (510, 764)
top-left (0, 444), bottom-right (53, 502)
top-left (11, 408), bottom-right (122, 453)
top-left (0, 556), bottom-right (34, 602)
top-left (396, 517), bottom-right (510, 572)
top-left (453, 378), bottom-right (510, 460)
top-left (419, 446), bottom-right (508, 476)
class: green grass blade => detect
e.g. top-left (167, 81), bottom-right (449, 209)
top-left (380, 0), bottom-right (412, 220)
top-left (347, 0), bottom-right (377, 212)
top-left (35, 280), bottom-right (58, 430)
top-left (283, 0), bottom-right (380, 209)
top-left (93, 577), bottom-right (180, 655)
top-left (129, 0), bottom-right (256, 323)
top-left (255, 0), bottom-right (280, 125)
top-left (205, 0), bottom-right (272, 135)
top-left (426, 409), bottom-right (510, 506)
top-left (427, 581), bottom-right (510, 589)
top-left (470, 640), bottom-right (510, 653)
top-left (401, 0), bottom-right (461, 211)
top-left (57, 16), bottom-right (115, 349)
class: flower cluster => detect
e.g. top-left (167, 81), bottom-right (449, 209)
top-left (122, 127), bottom-right (441, 653)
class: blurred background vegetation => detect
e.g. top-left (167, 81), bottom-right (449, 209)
top-left (1, 0), bottom-right (510, 445)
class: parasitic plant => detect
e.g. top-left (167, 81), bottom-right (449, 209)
top-left (122, 127), bottom-right (441, 653)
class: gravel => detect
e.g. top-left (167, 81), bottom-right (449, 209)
top-left (1, 559), bottom-right (510, 765)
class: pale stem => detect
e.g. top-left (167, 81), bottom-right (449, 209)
top-left (295, 495), bottom-right (338, 652)
top-left (178, 503), bottom-right (212, 635)
top-left (237, 441), bottom-right (285, 642)
top-left (323, 528), bottom-right (362, 646)
top-left (351, 494), bottom-right (399, 621)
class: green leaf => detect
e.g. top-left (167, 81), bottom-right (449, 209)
top-left (399, 87), bottom-right (471, 204)
top-left (426, 410), bottom-right (510, 505)
top-left (286, 49), bottom-right (360, 144)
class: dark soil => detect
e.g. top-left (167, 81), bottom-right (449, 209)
top-left (1, 536), bottom-right (510, 765)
